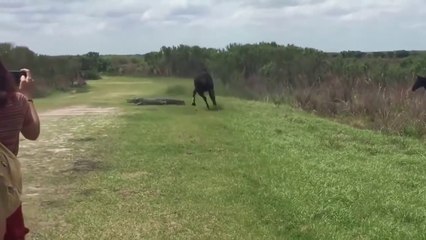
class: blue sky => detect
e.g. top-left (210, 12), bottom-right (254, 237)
top-left (1, 0), bottom-right (425, 55)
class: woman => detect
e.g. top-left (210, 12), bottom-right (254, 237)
top-left (0, 59), bottom-right (40, 240)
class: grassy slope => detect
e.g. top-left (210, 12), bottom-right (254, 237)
top-left (34, 76), bottom-right (426, 239)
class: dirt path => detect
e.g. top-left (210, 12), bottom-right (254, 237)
top-left (18, 105), bottom-right (120, 239)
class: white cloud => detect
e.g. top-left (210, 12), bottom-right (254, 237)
top-left (0, 0), bottom-right (425, 54)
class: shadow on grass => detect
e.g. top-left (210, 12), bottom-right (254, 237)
top-left (209, 104), bottom-right (224, 111)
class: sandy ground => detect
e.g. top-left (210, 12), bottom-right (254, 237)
top-left (39, 105), bottom-right (118, 116)
top-left (17, 105), bottom-right (120, 239)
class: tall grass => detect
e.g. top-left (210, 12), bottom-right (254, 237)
top-left (291, 77), bottom-right (426, 138)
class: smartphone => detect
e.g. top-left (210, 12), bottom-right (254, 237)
top-left (9, 70), bottom-right (27, 86)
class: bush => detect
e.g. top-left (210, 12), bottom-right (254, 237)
top-left (82, 70), bottom-right (101, 80)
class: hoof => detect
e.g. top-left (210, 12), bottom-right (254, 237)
top-left (192, 103), bottom-right (196, 106)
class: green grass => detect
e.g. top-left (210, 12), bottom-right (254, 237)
top-left (34, 76), bottom-right (194, 111)
top-left (32, 76), bottom-right (426, 239)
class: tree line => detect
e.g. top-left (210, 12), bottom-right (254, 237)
top-left (3, 41), bottom-right (426, 98)
top-left (127, 43), bottom-right (426, 99)
top-left (2, 41), bottom-right (426, 137)
top-left (0, 43), bottom-right (112, 96)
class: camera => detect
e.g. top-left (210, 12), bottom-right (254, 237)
top-left (9, 70), bottom-right (27, 86)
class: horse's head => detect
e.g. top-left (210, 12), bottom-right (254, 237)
top-left (411, 75), bottom-right (426, 92)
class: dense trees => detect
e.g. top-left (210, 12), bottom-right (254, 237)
top-left (0, 44), bottom-right (109, 96)
top-left (4, 41), bottom-right (424, 98)
top-left (136, 42), bottom-right (426, 95)
top-left (0, 43), bottom-right (83, 96)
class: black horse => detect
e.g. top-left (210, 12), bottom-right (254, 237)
top-left (192, 69), bottom-right (217, 109)
top-left (412, 75), bottom-right (426, 92)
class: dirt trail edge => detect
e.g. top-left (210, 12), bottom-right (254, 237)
top-left (18, 105), bottom-right (121, 239)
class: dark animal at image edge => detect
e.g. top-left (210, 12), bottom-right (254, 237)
top-left (192, 69), bottom-right (217, 109)
top-left (412, 75), bottom-right (426, 91)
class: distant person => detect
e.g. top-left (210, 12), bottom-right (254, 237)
top-left (0, 60), bottom-right (40, 240)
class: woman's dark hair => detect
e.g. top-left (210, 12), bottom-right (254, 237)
top-left (0, 60), bottom-right (17, 108)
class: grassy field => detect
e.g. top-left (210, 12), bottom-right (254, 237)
top-left (24, 76), bottom-right (426, 239)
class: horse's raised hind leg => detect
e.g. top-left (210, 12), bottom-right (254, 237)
top-left (208, 89), bottom-right (217, 106)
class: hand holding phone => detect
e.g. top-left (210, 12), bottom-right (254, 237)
top-left (11, 69), bottom-right (34, 99)
top-left (9, 70), bottom-right (27, 87)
